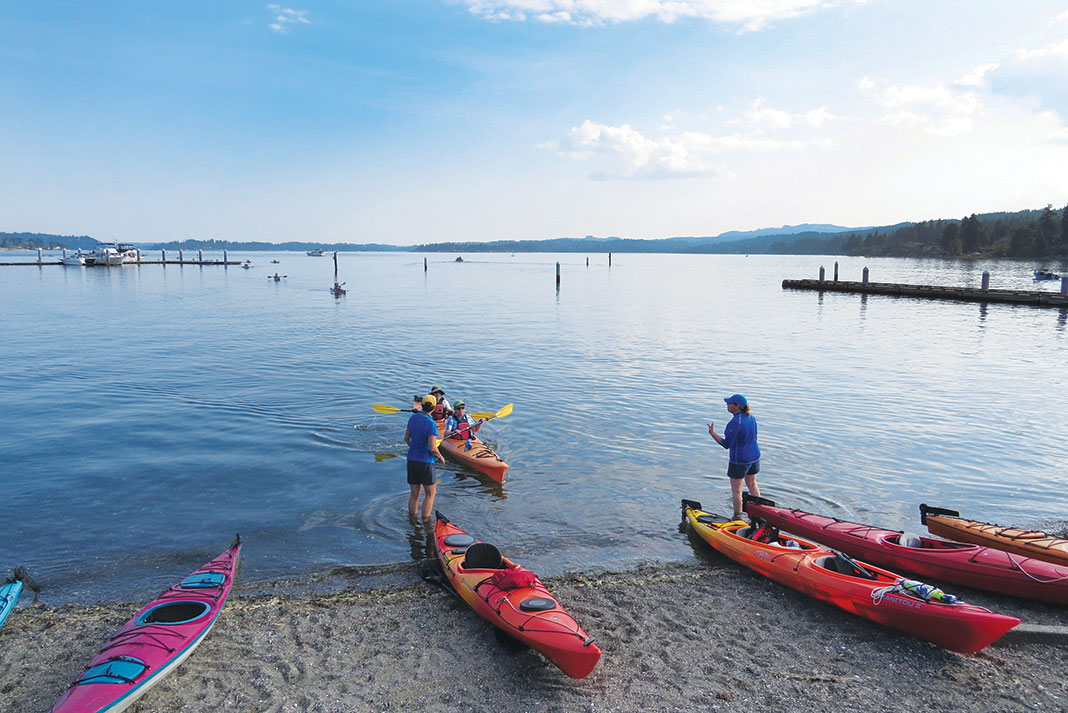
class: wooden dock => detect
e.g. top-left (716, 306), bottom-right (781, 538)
top-left (0, 260), bottom-right (244, 267)
top-left (783, 278), bottom-right (1068, 308)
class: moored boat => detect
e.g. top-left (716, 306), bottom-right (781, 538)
top-left (49, 536), bottom-right (242, 713)
top-left (60, 253), bottom-right (86, 266)
top-left (433, 513), bottom-right (600, 678)
top-left (683, 500), bottom-right (1019, 654)
top-left (1033, 270), bottom-right (1061, 280)
top-left (921, 504), bottom-right (1068, 568)
top-left (307, 248), bottom-right (324, 256)
top-left (744, 495), bottom-right (1068, 605)
top-left (436, 421), bottom-right (508, 482)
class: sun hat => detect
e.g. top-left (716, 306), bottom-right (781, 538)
top-left (429, 385), bottom-right (444, 394)
top-left (724, 394), bottom-right (748, 407)
top-left (422, 394), bottom-right (437, 406)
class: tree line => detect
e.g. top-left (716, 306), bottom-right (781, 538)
top-left (817, 205), bottom-right (1068, 258)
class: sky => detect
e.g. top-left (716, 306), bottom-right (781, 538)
top-left (2, 1), bottom-right (1067, 246)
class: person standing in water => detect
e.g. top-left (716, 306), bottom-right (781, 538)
top-left (405, 394), bottom-right (445, 520)
top-left (707, 393), bottom-right (761, 521)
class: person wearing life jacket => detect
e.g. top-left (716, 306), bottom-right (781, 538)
top-left (427, 385), bottom-right (453, 422)
top-left (445, 401), bottom-right (482, 441)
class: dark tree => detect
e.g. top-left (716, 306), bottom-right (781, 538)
top-left (941, 222), bottom-right (961, 255)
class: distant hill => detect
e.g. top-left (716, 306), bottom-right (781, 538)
top-left (4, 204), bottom-right (1064, 257)
top-left (0, 232), bottom-right (98, 250)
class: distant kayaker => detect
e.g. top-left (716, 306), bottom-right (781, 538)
top-left (427, 385), bottom-right (453, 421)
top-left (445, 401), bottom-right (482, 443)
top-left (404, 394), bottom-right (445, 520)
top-left (707, 393), bottom-right (762, 522)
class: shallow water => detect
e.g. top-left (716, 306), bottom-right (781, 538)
top-left (2, 250), bottom-right (1066, 602)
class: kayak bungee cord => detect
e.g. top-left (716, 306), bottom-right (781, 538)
top-left (1005, 552), bottom-right (1068, 583)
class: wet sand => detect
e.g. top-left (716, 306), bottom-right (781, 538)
top-left (2, 551), bottom-right (1066, 713)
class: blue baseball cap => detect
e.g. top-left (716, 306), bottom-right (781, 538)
top-left (724, 394), bottom-right (748, 406)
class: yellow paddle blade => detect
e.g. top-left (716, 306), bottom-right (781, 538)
top-left (373, 403), bottom-right (404, 414)
top-left (470, 403), bottom-right (514, 421)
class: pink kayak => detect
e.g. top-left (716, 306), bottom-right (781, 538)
top-left (744, 495), bottom-right (1068, 605)
top-left (50, 536), bottom-right (242, 713)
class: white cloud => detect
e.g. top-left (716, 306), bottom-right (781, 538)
top-left (730, 98), bottom-right (836, 129)
top-left (1053, 10), bottom-right (1068, 25)
top-left (268, 4), bottom-right (310, 34)
top-left (863, 79), bottom-right (983, 137)
top-left (957, 63), bottom-right (999, 87)
top-left (858, 76), bottom-right (875, 90)
top-left (550, 119), bottom-right (827, 179)
top-left (458, 1), bottom-right (863, 31)
top-left (1014, 37), bottom-right (1068, 61)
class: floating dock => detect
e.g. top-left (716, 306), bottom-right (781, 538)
top-left (783, 278), bottom-right (1068, 308)
top-left (0, 259), bottom-right (244, 267)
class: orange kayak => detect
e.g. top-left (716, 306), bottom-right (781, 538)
top-left (684, 500), bottom-right (1018, 654)
top-left (921, 504), bottom-right (1068, 567)
top-left (433, 512), bottom-right (601, 678)
top-left (436, 422), bottom-right (508, 482)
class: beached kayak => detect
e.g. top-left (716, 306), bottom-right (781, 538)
top-left (433, 512), bottom-right (600, 678)
top-left (683, 500), bottom-right (1018, 653)
top-left (0, 577), bottom-right (23, 632)
top-left (436, 422), bottom-right (509, 482)
top-left (921, 504), bottom-right (1068, 568)
top-left (49, 537), bottom-right (242, 713)
top-left (744, 495), bottom-right (1068, 605)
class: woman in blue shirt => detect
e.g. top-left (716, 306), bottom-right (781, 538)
top-left (707, 393), bottom-right (762, 522)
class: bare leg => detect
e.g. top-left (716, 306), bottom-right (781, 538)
top-left (408, 484), bottom-right (422, 516)
top-left (731, 478), bottom-right (745, 518)
top-left (420, 483), bottom-right (438, 520)
top-left (744, 473), bottom-right (760, 499)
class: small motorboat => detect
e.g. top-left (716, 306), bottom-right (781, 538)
top-left (455, 256), bottom-right (464, 262)
top-left (60, 253), bottom-right (86, 266)
top-left (1033, 270), bottom-right (1061, 281)
top-left (271, 259), bottom-right (280, 264)
top-left (307, 248), bottom-right (324, 256)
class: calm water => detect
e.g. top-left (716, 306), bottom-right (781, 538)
top-left (2, 250), bottom-right (1067, 603)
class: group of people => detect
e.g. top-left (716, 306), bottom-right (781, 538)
top-left (404, 385), bottom-right (485, 520)
top-left (404, 384), bottom-right (763, 524)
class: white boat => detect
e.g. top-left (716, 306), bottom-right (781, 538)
top-left (306, 248), bottom-right (324, 256)
top-left (117, 243), bottom-right (140, 263)
top-left (60, 253), bottom-right (86, 266)
top-left (86, 243), bottom-right (138, 266)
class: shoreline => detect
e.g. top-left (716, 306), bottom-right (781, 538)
top-left (3, 561), bottom-right (1066, 712)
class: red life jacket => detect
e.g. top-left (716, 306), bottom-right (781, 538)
top-left (451, 416), bottom-right (474, 440)
top-left (431, 403), bottom-right (448, 421)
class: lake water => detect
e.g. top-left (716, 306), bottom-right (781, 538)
top-left (2, 250), bottom-right (1067, 603)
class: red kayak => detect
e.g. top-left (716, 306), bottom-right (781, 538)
top-left (684, 500), bottom-right (1018, 653)
top-left (433, 512), bottom-right (600, 678)
top-left (744, 495), bottom-right (1068, 605)
top-left (50, 537), bottom-right (242, 713)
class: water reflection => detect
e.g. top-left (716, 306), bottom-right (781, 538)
top-left (406, 515), bottom-right (435, 562)
top-left (1058, 308), bottom-right (1067, 332)
top-left (978, 302), bottom-right (988, 326)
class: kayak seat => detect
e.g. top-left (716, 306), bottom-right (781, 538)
top-left (819, 556), bottom-right (865, 577)
top-left (897, 532), bottom-right (924, 548)
top-left (736, 527), bottom-right (753, 539)
top-left (464, 543), bottom-right (504, 570)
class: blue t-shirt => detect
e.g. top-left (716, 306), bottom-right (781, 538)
top-left (406, 412), bottom-right (437, 463)
top-left (720, 412), bottom-right (760, 464)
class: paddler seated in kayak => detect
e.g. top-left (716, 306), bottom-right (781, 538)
top-left (444, 401), bottom-right (483, 448)
top-left (427, 385), bottom-right (453, 421)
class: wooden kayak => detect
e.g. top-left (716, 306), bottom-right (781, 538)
top-left (921, 504), bottom-right (1068, 568)
top-left (433, 512), bottom-right (600, 678)
top-left (744, 495), bottom-right (1068, 605)
top-left (436, 422), bottom-right (508, 482)
top-left (50, 537), bottom-right (242, 713)
top-left (683, 500), bottom-right (1018, 654)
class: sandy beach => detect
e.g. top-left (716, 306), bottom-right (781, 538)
top-left (3, 544), bottom-right (1066, 713)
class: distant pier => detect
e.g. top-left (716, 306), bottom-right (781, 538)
top-left (784, 264), bottom-right (1068, 308)
top-left (1, 248), bottom-right (244, 267)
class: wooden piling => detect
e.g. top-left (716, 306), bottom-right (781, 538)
top-left (833, 261), bottom-right (839, 282)
top-left (981, 270), bottom-right (990, 291)
top-left (608, 252), bottom-right (612, 267)
top-left (819, 265), bottom-right (825, 281)
top-left (862, 267), bottom-right (869, 284)
top-left (556, 261), bottom-right (561, 286)
top-left (424, 257), bottom-right (427, 272)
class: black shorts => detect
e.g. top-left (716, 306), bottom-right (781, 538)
top-left (407, 460), bottom-right (435, 486)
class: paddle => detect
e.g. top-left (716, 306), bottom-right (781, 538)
top-left (440, 403), bottom-right (513, 441)
top-left (373, 403), bottom-right (416, 415)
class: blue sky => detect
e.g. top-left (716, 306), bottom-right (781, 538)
top-left (2, 1), bottom-right (1067, 245)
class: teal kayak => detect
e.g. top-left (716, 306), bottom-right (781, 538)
top-left (0, 578), bottom-right (23, 631)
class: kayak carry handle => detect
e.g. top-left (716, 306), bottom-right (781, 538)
top-left (436, 510), bottom-right (450, 524)
top-left (13, 566), bottom-right (41, 602)
top-left (919, 503), bottom-right (959, 526)
top-left (228, 534), bottom-right (242, 551)
top-left (743, 493), bottom-right (776, 508)
top-left (681, 499), bottom-right (703, 512)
